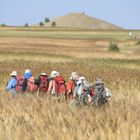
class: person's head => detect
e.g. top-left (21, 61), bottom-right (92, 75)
top-left (50, 71), bottom-right (59, 78)
top-left (70, 72), bottom-right (79, 80)
top-left (94, 79), bottom-right (104, 90)
top-left (77, 76), bottom-right (86, 85)
top-left (10, 71), bottom-right (17, 78)
top-left (24, 69), bottom-right (32, 79)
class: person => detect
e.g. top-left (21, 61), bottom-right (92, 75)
top-left (6, 71), bottom-right (17, 95)
top-left (93, 79), bottom-right (112, 105)
top-left (74, 76), bottom-right (93, 105)
top-left (67, 72), bottom-right (79, 100)
top-left (22, 69), bottom-right (32, 92)
top-left (35, 72), bottom-right (49, 96)
top-left (47, 70), bottom-right (60, 96)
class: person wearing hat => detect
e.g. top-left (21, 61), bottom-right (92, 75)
top-left (47, 70), bottom-right (59, 95)
top-left (67, 72), bottom-right (79, 100)
top-left (6, 71), bottom-right (17, 95)
top-left (93, 79), bottom-right (112, 105)
top-left (22, 69), bottom-right (32, 92)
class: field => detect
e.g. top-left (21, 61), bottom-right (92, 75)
top-left (0, 27), bottom-right (140, 140)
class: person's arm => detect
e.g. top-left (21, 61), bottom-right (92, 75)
top-left (6, 80), bottom-right (12, 91)
top-left (47, 80), bottom-right (53, 93)
top-left (22, 78), bottom-right (28, 91)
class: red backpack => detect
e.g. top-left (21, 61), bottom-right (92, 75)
top-left (27, 77), bottom-right (38, 94)
top-left (54, 76), bottom-right (67, 95)
top-left (15, 76), bottom-right (24, 92)
top-left (39, 76), bottom-right (48, 92)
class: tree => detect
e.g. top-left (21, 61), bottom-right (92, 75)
top-left (44, 17), bottom-right (50, 22)
top-left (1, 23), bottom-right (6, 27)
top-left (108, 41), bottom-right (119, 52)
top-left (39, 22), bottom-right (44, 26)
top-left (24, 23), bottom-right (29, 27)
top-left (51, 21), bottom-right (56, 27)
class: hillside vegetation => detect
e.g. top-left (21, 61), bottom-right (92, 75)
top-left (36, 13), bottom-right (121, 29)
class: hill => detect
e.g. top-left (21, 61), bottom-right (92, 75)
top-left (40, 13), bottom-right (121, 29)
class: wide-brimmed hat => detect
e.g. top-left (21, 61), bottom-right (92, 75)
top-left (10, 71), bottom-right (17, 76)
top-left (94, 79), bottom-right (104, 85)
top-left (77, 76), bottom-right (86, 85)
top-left (51, 70), bottom-right (59, 78)
top-left (25, 69), bottom-right (31, 74)
top-left (70, 72), bottom-right (78, 80)
top-left (40, 73), bottom-right (47, 76)
top-left (79, 76), bottom-right (85, 81)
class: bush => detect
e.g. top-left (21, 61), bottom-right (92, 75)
top-left (109, 42), bottom-right (119, 52)
top-left (51, 21), bottom-right (56, 27)
top-left (1, 23), bottom-right (6, 27)
top-left (24, 23), bottom-right (29, 27)
top-left (136, 40), bottom-right (140, 45)
top-left (39, 22), bottom-right (44, 26)
top-left (44, 17), bottom-right (50, 22)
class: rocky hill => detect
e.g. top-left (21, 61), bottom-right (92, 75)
top-left (41, 13), bottom-right (121, 29)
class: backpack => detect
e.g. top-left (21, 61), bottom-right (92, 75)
top-left (39, 76), bottom-right (48, 92)
top-left (15, 76), bottom-right (24, 92)
top-left (27, 77), bottom-right (38, 93)
top-left (54, 76), bottom-right (67, 95)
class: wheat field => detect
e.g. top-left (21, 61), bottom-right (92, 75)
top-left (0, 27), bottom-right (140, 140)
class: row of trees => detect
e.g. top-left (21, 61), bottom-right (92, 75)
top-left (0, 17), bottom-right (56, 27)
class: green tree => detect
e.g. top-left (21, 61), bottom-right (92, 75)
top-left (1, 23), bottom-right (6, 27)
top-left (109, 41), bottom-right (119, 52)
top-left (39, 22), bottom-right (44, 26)
top-left (24, 23), bottom-right (29, 27)
top-left (51, 21), bottom-right (56, 27)
top-left (44, 17), bottom-right (50, 22)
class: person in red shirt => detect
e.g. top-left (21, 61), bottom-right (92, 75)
top-left (67, 72), bottom-right (79, 100)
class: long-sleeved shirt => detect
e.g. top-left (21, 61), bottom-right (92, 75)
top-left (6, 78), bottom-right (17, 91)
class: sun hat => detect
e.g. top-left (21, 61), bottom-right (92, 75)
top-left (40, 73), bottom-right (47, 76)
top-left (10, 71), bottom-right (17, 76)
top-left (50, 71), bottom-right (59, 78)
top-left (94, 79), bottom-right (104, 85)
top-left (70, 72), bottom-right (78, 80)
top-left (77, 76), bottom-right (86, 85)
top-left (25, 69), bottom-right (31, 74)
top-left (79, 76), bottom-right (85, 81)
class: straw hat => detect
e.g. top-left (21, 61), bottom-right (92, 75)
top-left (51, 71), bottom-right (59, 78)
top-left (94, 79), bottom-right (104, 85)
top-left (40, 73), bottom-right (47, 76)
top-left (70, 72), bottom-right (78, 80)
top-left (10, 71), bottom-right (17, 76)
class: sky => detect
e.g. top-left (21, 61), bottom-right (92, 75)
top-left (0, 0), bottom-right (140, 29)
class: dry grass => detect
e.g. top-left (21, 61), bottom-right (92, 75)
top-left (0, 27), bottom-right (140, 140)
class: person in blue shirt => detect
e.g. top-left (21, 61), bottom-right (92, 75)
top-left (6, 71), bottom-right (17, 95)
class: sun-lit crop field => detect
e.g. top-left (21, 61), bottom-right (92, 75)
top-left (0, 27), bottom-right (140, 140)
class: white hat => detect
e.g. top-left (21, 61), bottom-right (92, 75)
top-left (40, 73), bottom-right (47, 76)
top-left (25, 69), bottom-right (31, 74)
top-left (94, 79), bottom-right (104, 85)
top-left (79, 76), bottom-right (85, 81)
top-left (70, 72), bottom-right (78, 80)
top-left (10, 71), bottom-right (17, 76)
top-left (51, 71), bottom-right (59, 78)
top-left (77, 76), bottom-right (86, 85)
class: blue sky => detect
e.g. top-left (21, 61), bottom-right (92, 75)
top-left (0, 0), bottom-right (140, 29)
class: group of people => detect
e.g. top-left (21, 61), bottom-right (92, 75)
top-left (6, 69), bottom-right (112, 105)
